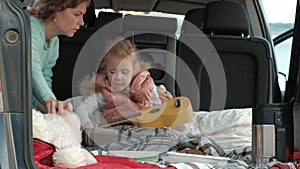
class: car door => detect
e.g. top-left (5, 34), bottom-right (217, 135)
top-left (261, 0), bottom-right (300, 154)
top-left (0, 0), bottom-right (35, 168)
top-left (286, 0), bottom-right (300, 153)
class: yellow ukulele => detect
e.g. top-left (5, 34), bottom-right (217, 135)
top-left (98, 96), bottom-right (193, 128)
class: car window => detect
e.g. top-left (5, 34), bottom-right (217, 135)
top-left (261, 0), bottom-right (296, 91)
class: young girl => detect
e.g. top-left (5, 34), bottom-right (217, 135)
top-left (76, 37), bottom-right (172, 128)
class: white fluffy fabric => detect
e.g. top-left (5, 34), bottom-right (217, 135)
top-left (172, 108), bottom-right (252, 153)
top-left (32, 109), bottom-right (97, 168)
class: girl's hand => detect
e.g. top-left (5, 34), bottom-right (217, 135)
top-left (159, 91), bottom-right (173, 102)
top-left (43, 97), bottom-right (73, 115)
top-left (157, 85), bottom-right (172, 102)
top-left (83, 122), bottom-right (94, 128)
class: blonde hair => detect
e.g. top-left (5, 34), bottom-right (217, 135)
top-left (98, 37), bottom-right (150, 76)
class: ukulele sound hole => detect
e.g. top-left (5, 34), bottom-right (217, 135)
top-left (149, 108), bottom-right (161, 114)
top-left (175, 99), bottom-right (180, 107)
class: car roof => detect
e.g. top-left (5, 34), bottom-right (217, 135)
top-left (94, 0), bottom-right (234, 15)
top-left (93, 0), bottom-right (265, 38)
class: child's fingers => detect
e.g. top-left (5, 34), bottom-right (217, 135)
top-left (159, 91), bottom-right (173, 102)
top-left (159, 95), bottom-right (167, 102)
top-left (165, 91), bottom-right (173, 99)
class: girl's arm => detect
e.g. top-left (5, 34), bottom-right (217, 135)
top-left (76, 93), bottom-right (106, 128)
top-left (158, 90), bottom-right (173, 102)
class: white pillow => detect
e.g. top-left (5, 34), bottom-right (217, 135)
top-left (172, 108), bottom-right (252, 153)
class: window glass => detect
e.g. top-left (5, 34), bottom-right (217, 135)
top-left (261, 0), bottom-right (296, 91)
top-left (275, 37), bottom-right (293, 90)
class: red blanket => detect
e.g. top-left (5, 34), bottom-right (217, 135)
top-left (33, 139), bottom-right (175, 169)
top-left (269, 152), bottom-right (300, 169)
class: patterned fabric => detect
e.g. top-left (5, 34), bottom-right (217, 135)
top-left (269, 162), bottom-right (300, 169)
top-left (172, 108), bottom-right (252, 153)
top-left (82, 126), bottom-right (187, 154)
top-left (35, 136), bottom-right (300, 169)
top-left (166, 137), bottom-right (300, 169)
top-left (170, 137), bottom-right (251, 168)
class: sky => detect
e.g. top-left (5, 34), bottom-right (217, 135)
top-left (261, 0), bottom-right (297, 23)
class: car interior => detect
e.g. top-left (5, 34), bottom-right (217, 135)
top-left (48, 0), bottom-right (294, 164)
top-left (1, 0), bottom-right (300, 168)
top-left (53, 0), bottom-right (281, 111)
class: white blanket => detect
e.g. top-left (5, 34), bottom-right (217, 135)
top-left (172, 108), bottom-right (252, 154)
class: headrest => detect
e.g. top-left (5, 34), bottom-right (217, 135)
top-left (182, 8), bottom-right (205, 33)
top-left (123, 15), bottom-right (177, 34)
top-left (203, 1), bottom-right (250, 36)
top-left (95, 12), bottom-right (123, 33)
top-left (97, 12), bottom-right (123, 28)
top-left (83, 0), bottom-right (96, 27)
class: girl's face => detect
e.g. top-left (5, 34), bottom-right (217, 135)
top-left (106, 55), bottom-right (134, 92)
top-left (54, 2), bottom-right (88, 37)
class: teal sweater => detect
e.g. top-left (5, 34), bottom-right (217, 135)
top-left (31, 16), bottom-right (59, 107)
